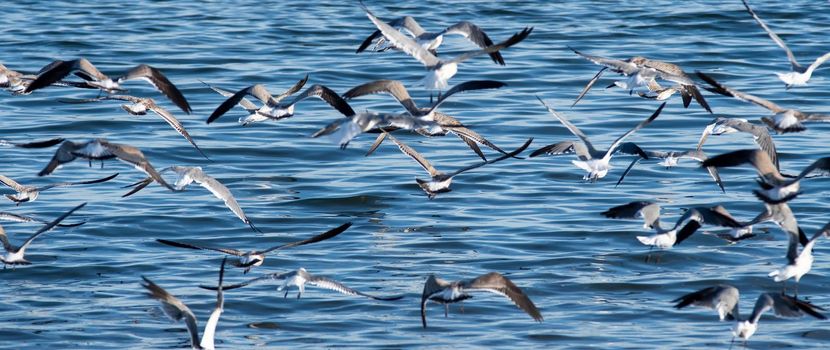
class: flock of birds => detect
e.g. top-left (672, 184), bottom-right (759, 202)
top-left (1, 1), bottom-right (830, 348)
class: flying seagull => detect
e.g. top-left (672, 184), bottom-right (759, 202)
top-left (768, 222), bottom-right (830, 296)
top-left (697, 71), bottom-right (830, 133)
top-left (356, 17), bottom-right (505, 65)
top-left (569, 47), bottom-right (711, 113)
top-left (601, 201), bottom-right (743, 249)
top-left (673, 285), bottom-right (826, 347)
top-left (203, 75), bottom-right (347, 125)
top-left (701, 149), bottom-right (830, 204)
top-left (386, 133), bottom-right (532, 199)
top-left (0, 211), bottom-right (84, 228)
top-left (58, 95), bottom-right (209, 159)
top-left (122, 166), bottom-right (261, 232)
top-left (741, 0), bottom-right (830, 88)
top-left (156, 221), bottom-right (351, 273)
top-left (0, 173), bottom-right (118, 205)
top-left (343, 79), bottom-right (513, 159)
top-left (696, 117), bottom-right (778, 170)
top-left (360, 2), bottom-right (532, 90)
top-left (33, 139), bottom-right (175, 191)
top-left (200, 267), bottom-right (403, 301)
top-left (141, 257), bottom-right (227, 350)
top-left (613, 145), bottom-right (724, 192)
top-left (23, 58), bottom-right (191, 114)
top-left (420, 272), bottom-right (543, 328)
top-left (0, 202), bottom-right (86, 267)
top-left (0, 137), bottom-right (65, 149)
top-left (530, 97), bottom-right (664, 181)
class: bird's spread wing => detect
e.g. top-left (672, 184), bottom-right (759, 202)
top-left (118, 64), bottom-right (192, 114)
top-left (696, 72), bottom-right (785, 113)
top-left (258, 222), bottom-right (352, 254)
top-left (307, 275), bottom-right (403, 300)
top-left (440, 21), bottom-right (505, 65)
top-left (741, 0), bottom-right (801, 70)
top-left (20, 202), bottom-right (86, 251)
top-left (141, 276), bottom-right (201, 347)
top-left (343, 80), bottom-right (421, 115)
top-left (604, 102), bottom-right (665, 160)
top-left (465, 272), bottom-right (543, 322)
top-left (385, 133), bottom-right (441, 177)
top-left (536, 96), bottom-right (597, 155)
top-left (156, 239), bottom-right (246, 256)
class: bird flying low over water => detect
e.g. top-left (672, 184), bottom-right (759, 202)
top-left (343, 79), bottom-right (512, 159)
top-left (697, 117), bottom-right (778, 171)
top-left (701, 149), bottom-right (830, 204)
top-left (530, 97), bottom-right (664, 181)
top-left (697, 72), bottom-right (830, 133)
top-left (359, 2), bottom-right (532, 90)
top-left (58, 95), bottom-right (209, 160)
top-left (142, 258), bottom-right (227, 350)
top-left (569, 47), bottom-right (711, 113)
top-left (673, 284), bottom-right (826, 346)
top-left (420, 272), bottom-right (543, 328)
top-left (741, 0), bottom-right (830, 88)
top-left (23, 58), bottom-right (192, 114)
top-left (0, 173), bottom-right (118, 205)
top-left (31, 139), bottom-right (175, 192)
top-left (601, 201), bottom-right (744, 249)
top-left (613, 145), bottom-right (724, 193)
top-left (0, 211), bottom-right (85, 228)
top-left (204, 76), bottom-right (349, 125)
top-left (356, 16), bottom-right (506, 65)
top-left (0, 202), bottom-right (86, 267)
top-left (386, 133), bottom-right (532, 199)
top-left (768, 222), bottom-right (830, 297)
top-left (200, 267), bottom-right (403, 301)
top-left (122, 166), bottom-right (261, 233)
top-left (156, 222), bottom-right (351, 273)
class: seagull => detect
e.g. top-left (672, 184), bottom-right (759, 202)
top-left (58, 95), bottom-right (208, 159)
top-left (342, 79), bottom-right (513, 159)
top-left (530, 97), bottom-right (664, 181)
top-left (360, 2), bottom-right (532, 90)
top-left (385, 133), bottom-right (532, 199)
top-left (569, 47), bottom-right (712, 113)
top-left (23, 58), bottom-right (192, 114)
top-left (121, 166), bottom-right (260, 232)
top-left (312, 109), bottom-right (449, 149)
top-left (0, 173), bottom-right (118, 205)
top-left (142, 257), bottom-right (227, 350)
top-left (768, 222), bottom-right (830, 296)
top-left (204, 75), bottom-right (337, 125)
top-left (741, 0), bottom-right (830, 88)
top-left (701, 149), bottom-right (830, 204)
top-left (673, 285), bottom-right (826, 347)
top-left (613, 145), bottom-right (724, 192)
top-left (0, 63), bottom-right (93, 95)
top-left (420, 272), bottom-right (543, 328)
top-left (697, 72), bottom-right (830, 133)
top-left (199, 267), bottom-right (403, 301)
top-left (155, 222), bottom-right (351, 273)
top-left (33, 139), bottom-right (175, 191)
top-left (0, 211), bottom-right (84, 228)
top-left (696, 117), bottom-right (778, 170)
top-left (601, 201), bottom-right (743, 249)
top-left (356, 17), bottom-right (505, 65)
top-left (0, 202), bottom-right (86, 267)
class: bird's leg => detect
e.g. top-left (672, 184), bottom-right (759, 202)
top-left (782, 280), bottom-right (787, 295)
top-left (88, 159), bottom-right (92, 167)
top-left (99, 160), bottom-right (104, 169)
top-left (284, 291), bottom-right (289, 298)
top-left (444, 304), bottom-right (448, 318)
top-left (645, 246), bottom-right (654, 263)
top-left (460, 302), bottom-right (464, 314)
top-left (794, 283), bottom-right (799, 299)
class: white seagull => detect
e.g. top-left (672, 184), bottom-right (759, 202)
top-left (673, 285), bottom-right (826, 347)
top-left (386, 133), bottom-right (532, 199)
top-left (0, 202), bottom-right (86, 267)
top-left (697, 117), bottom-right (778, 170)
top-left (142, 257), bottom-right (227, 350)
top-left (122, 166), bottom-right (261, 232)
top-left (742, 0), bottom-right (830, 88)
top-left (768, 222), bottom-right (830, 296)
top-left (697, 72), bottom-right (830, 133)
top-left (0, 173), bottom-right (117, 205)
top-left (356, 17), bottom-right (506, 65)
top-left (155, 222), bottom-right (351, 273)
top-left (24, 58), bottom-right (191, 114)
top-left (200, 267), bottom-right (403, 301)
top-left (58, 95), bottom-right (209, 159)
top-left (360, 2), bottom-right (532, 90)
top-left (530, 97), bottom-right (664, 181)
top-left (34, 139), bottom-right (175, 191)
top-left (421, 272), bottom-right (543, 328)
top-left (701, 149), bottom-right (830, 204)
top-left (601, 201), bottom-right (743, 249)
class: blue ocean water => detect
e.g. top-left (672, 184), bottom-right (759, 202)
top-left (1, 1), bottom-right (829, 348)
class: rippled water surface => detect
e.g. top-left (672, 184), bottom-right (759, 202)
top-left (2, 1), bottom-right (830, 349)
